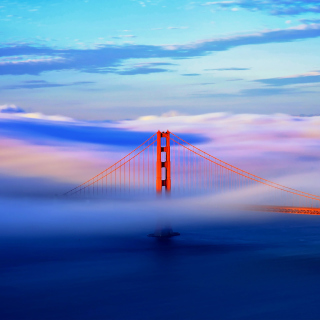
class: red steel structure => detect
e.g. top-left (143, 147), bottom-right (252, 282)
top-left (64, 131), bottom-right (320, 215)
top-left (156, 130), bottom-right (171, 193)
top-left (246, 205), bottom-right (320, 215)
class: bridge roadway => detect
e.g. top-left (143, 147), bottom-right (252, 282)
top-left (246, 205), bottom-right (320, 215)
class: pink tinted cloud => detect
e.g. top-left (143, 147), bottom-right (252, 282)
top-left (119, 112), bottom-right (320, 186)
top-left (1, 111), bottom-right (320, 195)
top-left (0, 137), bottom-right (115, 184)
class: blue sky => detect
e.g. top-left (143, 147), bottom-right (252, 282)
top-left (0, 0), bottom-right (320, 119)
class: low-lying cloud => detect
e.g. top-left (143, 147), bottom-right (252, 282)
top-left (1, 109), bottom-right (320, 198)
top-left (0, 104), bottom-right (25, 113)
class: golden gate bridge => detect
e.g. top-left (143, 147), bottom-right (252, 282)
top-left (64, 131), bottom-right (320, 215)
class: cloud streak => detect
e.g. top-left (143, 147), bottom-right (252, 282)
top-left (255, 71), bottom-right (320, 86)
top-left (1, 80), bottom-right (95, 90)
top-left (181, 73), bottom-right (201, 76)
top-left (115, 62), bottom-right (175, 75)
top-left (201, 0), bottom-right (320, 16)
top-left (205, 67), bottom-right (250, 71)
top-left (0, 24), bottom-right (319, 76)
top-left (300, 18), bottom-right (320, 24)
top-left (191, 86), bottom-right (310, 97)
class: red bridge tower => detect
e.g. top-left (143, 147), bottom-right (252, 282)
top-left (156, 130), bottom-right (171, 193)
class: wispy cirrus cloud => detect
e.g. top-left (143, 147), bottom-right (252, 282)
top-left (117, 67), bottom-right (169, 75)
top-left (300, 18), bottom-right (320, 24)
top-left (0, 24), bottom-right (319, 76)
top-left (227, 78), bottom-right (243, 81)
top-left (191, 86), bottom-right (310, 98)
top-left (201, 0), bottom-right (320, 16)
top-left (255, 71), bottom-right (320, 86)
top-left (115, 62), bottom-right (175, 75)
top-left (1, 80), bottom-right (95, 90)
top-left (111, 35), bottom-right (137, 39)
top-left (181, 73), bottom-right (201, 76)
top-left (239, 87), bottom-right (302, 96)
top-left (205, 67), bottom-right (250, 71)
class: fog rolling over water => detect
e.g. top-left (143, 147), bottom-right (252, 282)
top-left (1, 0), bottom-right (320, 314)
top-left (0, 186), bottom-right (289, 237)
top-left (2, 195), bottom-right (320, 320)
top-left (1, 112), bottom-right (320, 319)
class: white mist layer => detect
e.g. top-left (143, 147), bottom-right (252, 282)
top-left (0, 195), bottom-right (284, 237)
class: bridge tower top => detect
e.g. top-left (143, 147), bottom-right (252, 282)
top-left (156, 130), bottom-right (171, 193)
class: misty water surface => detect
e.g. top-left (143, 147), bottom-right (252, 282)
top-left (1, 196), bottom-right (320, 320)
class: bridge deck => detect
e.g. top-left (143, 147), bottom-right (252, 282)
top-left (246, 205), bottom-right (320, 215)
